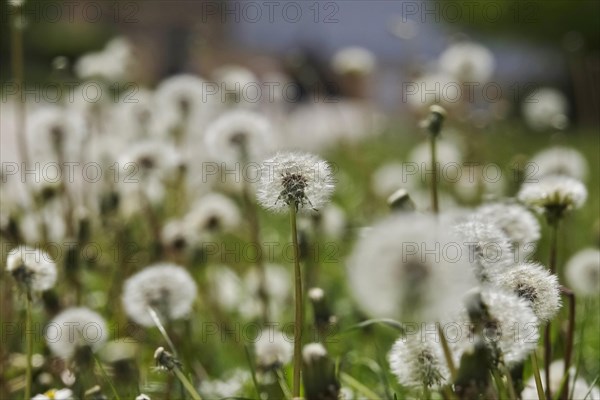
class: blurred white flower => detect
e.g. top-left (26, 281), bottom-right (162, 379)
top-left (255, 330), bottom-right (293, 369)
top-left (243, 264), bottom-right (291, 319)
top-left (530, 146), bottom-right (588, 181)
top-left (206, 265), bottom-right (243, 312)
top-left (522, 88), bottom-right (569, 131)
top-left (257, 152), bottom-right (335, 214)
top-left (371, 162), bottom-right (419, 199)
top-left (135, 395), bottom-right (151, 400)
top-left (405, 72), bottom-right (460, 111)
top-left (408, 139), bottom-right (463, 171)
top-left (204, 109), bottom-right (275, 163)
top-left (475, 203), bottom-right (540, 261)
top-left (491, 263), bottom-right (561, 322)
top-left (453, 218), bottom-right (515, 281)
top-left (302, 342), bottom-right (328, 364)
top-left (331, 46), bottom-right (376, 76)
top-left (518, 175), bottom-right (587, 218)
top-left (388, 329), bottom-right (450, 389)
top-left (347, 214), bottom-right (477, 322)
top-left (6, 246), bottom-right (57, 293)
top-left (160, 219), bottom-right (197, 251)
top-left (521, 360), bottom-right (600, 400)
top-left (75, 37), bottom-right (132, 82)
top-left (199, 369), bottom-right (250, 398)
top-left (45, 307), bottom-right (108, 359)
top-left (212, 65), bottom-right (259, 105)
top-left (318, 204), bottom-right (347, 239)
top-left (187, 192), bottom-right (241, 233)
top-left (453, 167), bottom-right (506, 203)
top-left (122, 263), bottom-right (197, 326)
top-left (565, 248), bottom-right (600, 297)
top-left (438, 41), bottom-right (495, 83)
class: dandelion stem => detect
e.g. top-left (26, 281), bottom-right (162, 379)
top-left (559, 286), bottom-right (576, 400)
top-left (148, 307), bottom-right (178, 357)
top-left (544, 219), bottom-right (560, 399)
top-left (10, 2), bottom-right (29, 167)
top-left (429, 134), bottom-right (439, 214)
top-left (340, 372), bottom-right (380, 399)
top-left (173, 366), bottom-right (202, 400)
top-left (92, 353), bottom-right (121, 400)
top-left (437, 325), bottom-right (456, 380)
top-left (531, 352), bottom-right (547, 400)
top-left (24, 295), bottom-right (33, 400)
top-left (289, 204), bottom-right (304, 398)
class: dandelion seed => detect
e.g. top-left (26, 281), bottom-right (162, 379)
top-left (565, 248), bottom-right (600, 297)
top-left (530, 146), bottom-right (588, 181)
top-left (257, 151), bottom-right (335, 214)
top-left (6, 246), bottom-right (57, 294)
top-left (388, 329), bottom-right (450, 389)
top-left (122, 263), bottom-right (197, 326)
top-left (438, 41), bottom-right (495, 83)
top-left (522, 88), bottom-right (569, 131)
top-left (475, 202), bottom-right (541, 261)
top-left (518, 175), bottom-right (587, 222)
top-left (490, 263), bottom-right (561, 322)
top-left (255, 330), bottom-right (293, 369)
top-left (45, 307), bottom-right (108, 360)
top-left (204, 109), bottom-right (275, 163)
top-left (347, 214), bottom-right (477, 322)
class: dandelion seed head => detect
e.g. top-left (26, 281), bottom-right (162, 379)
top-left (205, 109), bottom-right (275, 163)
top-left (522, 88), bottom-right (569, 131)
top-left (518, 175), bottom-right (587, 219)
top-left (302, 343), bottom-right (328, 365)
top-left (187, 192), bottom-right (241, 232)
top-left (45, 307), bottom-right (108, 360)
top-left (6, 246), bottom-right (57, 293)
top-left (347, 214), bottom-right (477, 322)
top-left (331, 46), bottom-right (376, 75)
top-left (476, 203), bottom-right (540, 261)
top-left (256, 152), bottom-right (335, 214)
top-left (565, 248), bottom-right (600, 297)
top-left (122, 263), bottom-right (197, 326)
top-left (490, 263), bottom-right (561, 322)
top-left (388, 331), bottom-right (450, 389)
top-left (530, 146), bottom-right (588, 181)
top-left (255, 330), bottom-right (293, 369)
top-left (439, 41), bottom-right (495, 83)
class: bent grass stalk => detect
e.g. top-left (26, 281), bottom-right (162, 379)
top-left (148, 307), bottom-right (178, 357)
top-left (289, 204), bottom-right (303, 398)
top-left (173, 366), bottom-right (202, 400)
top-left (531, 351), bottom-right (547, 400)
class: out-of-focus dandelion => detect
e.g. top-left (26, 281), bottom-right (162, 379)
top-left (186, 192), bottom-right (241, 233)
top-left (475, 202), bottom-right (541, 261)
top-left (198, 369), bottom-right (251, 398)
top-left (121, 263), bottom-right (197, 326)
top-left (154, 347), bottom-right (202, 400)
top-left (530, 146), bottom-right (588, 181)
top-left (347, 214), bottom-right (476, 322)
top-left (302, 343), bottom-right (340, 399)
top-left (565, 248), bottom-right (600, 296)
top-left (45, 307), bottom-right (108, 360)
top-left (490, 263), bottom-right (561, 322)
top-left (255, 330), bottom-right (293, 370)
top-left (438, 41), bottom-right (495, 83)
top-left (522, 88), bottom-right (569, 131)
top-left (331, 46), bottom-right (376, 76)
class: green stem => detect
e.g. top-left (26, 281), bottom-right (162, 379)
top-left (92, 353), bottom-right (121, 400)
top-left (24, 295), bottom-right (32, 400)
top-left (341, 372), bottom-right (380, 399)
top-left (289, 204), bottom-right (303, 398)
top-left (559, 286), bottom-right (576, 400)
top-left (545, 221), bottom-right (559, 399)
top-left (531, 352), bottom-right (547, 400)
top-left (11, 3), bottom-right (29, 167)
top-left (173, 366), bottom-right (202, 400)
top-left (429, 134), bottom-right (439, 214)
top-left (437, 325), bottom-right (456, 380)
top-left (148, 307), bottom-right (178, 358)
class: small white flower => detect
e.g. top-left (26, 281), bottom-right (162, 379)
top-left (255, 330), bottom-right (293, 369)
top-left (388, 329), bottom-right (450, 389)
top-left (565, 248), bottom-right (600, 297)
top-left (453, 218), bottom-right (515, 281)
top-left (257, 152), bottom-right (335, 214)
top-left (135, 394), bottom-right (151, 400)
top-left (32, 388), bottom-right (74, 400)
top-left (347, 214), bottom-right (477, 322)
top-left (302, 342), bottom-right (328, 365)
top-left (475, 203), bottom-right (541, 261)
top-left (331, 46), bottom-right (376, 75)
top-left (204, 109), bottom-right (275, 163)
top-left (490, 263), bottom-right (561, 322)
top-left (122, 263), bottom-right (197, 326)
top-left (518, 175), bottom-right (587, 219)
top-left (199, 369), bottom-right (251, 398)
top-left (45, 307), bottom-right (108, 360)
top-left (6, 246), bottom-right (57, 293)
top-left (530, 146), bottom-right (588, 181)
top-left (186, 192), bottom-right (241, 232)
top-left (522, 88), bottom-right (569, 131)
top-left (438, 41), bottom-right (495, 83)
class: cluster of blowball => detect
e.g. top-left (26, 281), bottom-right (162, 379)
top-left (3, 24), bottom-right (600, 399)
